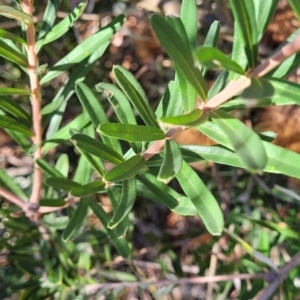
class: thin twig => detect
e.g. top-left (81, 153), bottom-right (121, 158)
top-left (0, 187), bottom-right (26, 210)
top-left (202, 34), bottom-right (300, 111)
top-left (84, 273), bottom-right (267, 295)
top-left (254, 251), bottom-right (300, 300)
top-left (21, 0), bottom-right (43, 207)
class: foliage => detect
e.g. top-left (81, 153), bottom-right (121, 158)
top-left (1, 0), bottom-right (300, 298)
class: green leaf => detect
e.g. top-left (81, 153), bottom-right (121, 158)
top-left (195, 47), bottom-right (245, 74)
top-left (288, 0), bottom-right (300, 21)
top-left (253, 0), bottom-right (279, 40)
top-left (0, 96), bottom-right (31, 126)
top-left (104, 155), bottom-right (145, 182)
top-left (0, 115), bottom-right (32, 136)
top-left (223, 228), bottom-right (278, 271)
top-left (70, 181), bottom-right (105, 197)
top-left (41, 97), bottom-right (64, 115)
top-left (62, 198), bottom-right (89, 242)
top-left (228, 0), bottom-right (258, 68)
top-left (0, 28), bottom-right (26, 44)
top-left (136, 172), bottom-right (179, 209)
top-left (207, 70), bottom-right (228, 99)
top-left (5, 129), bottom-right (31, 152)
top-left (55, 153), bottom-right (69, 177)
top-left (150, 14), bottom-right (207, 101)
top-left (89, 200), bottom-right (131, 258)
top-left (181, 145), bottom-right (241, 168)
top-left (0, 39), bottom-right (28, 67)
top-left (155, 81), bottom-right (184, 118)
top-left (0, 5), bottom-right (33, 24)
top-left (241, 215), bottom-right (299, 239)
top-left (40, 14), bottom-right (125, 84)
top-left (181, 0), bottom-right (197, 50)
top-left (38, 0), bottom-right (61, 39)
top-left (176, 161), bottom-right (223, 235)
top-left (107, 186), bottom-right (130, 238)
top-left (75, 82), bottom-right (121, 153)
top-left (158, 140), bottom-right (182, 183)
top-left (200, 21), bottom-right (221, 76)
top-left (197, 120), bottom-right (231, 147)
top-left (241, 78), bottom-right (300, 106)
top-left (44, 42), bottom-right (109, 141)
top-left (40, 198), bottom-right (66, 207)
top-left (96, 82), bottom-right (142, 154)
top-left (210, 110), bottom-right (267, 171)
top-left (113, 65), bottom-right (158, 127)
top-left (70, 133), bottom-right (124, 165)
top-left (37, 0), bottom-right (85, 51)
top-left (99, 123), bottom-right (165, 142)
top-left (45, 177), bottom-right (81, 192)
top-left (263, 142), bottom-right (300, 179)
top-left (43, 112), bottom-right (91, 154)
top-left (108, 177), bottom-right (136, 229)
top-left (165, 16), bottom-right (197, 112)
top-left (36, 158), bottom-right (65, 178)
top-left (0, 87), bottom-right (31, 96)
top-left (160, 109), bottom-right (208, 128)
top-left (0, 168), bottom-right (28, 200)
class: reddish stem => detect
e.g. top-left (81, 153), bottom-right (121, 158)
top-left (21, 0), bottom-right (43, 206)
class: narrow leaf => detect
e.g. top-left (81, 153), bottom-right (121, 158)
top-left (160, 109), bottom-right (208, 128)
top-left (36, 158), bottom-right (65, 178)
top-left (38, 0), bottom-right (61, 39)
top-left (0, 115), bottom-right (32, 136)
top-left (229, 0), bottom-right (258, 68)
top-left (200, 21), bottom-right (221, 76)
top-left (40, 14), bottom-right (125, 84)
top-left (0, 28), bottom-right (26, 44)
top-left (165, 16), bottom-right (197, 112)
top-left (150, 14), bottom-right (207, 101)
top-left (45, 177), bottom-right (81, 191)
top-left (0, 39), bottom-right (28, 67)
top-left (99, 123), bottom-right (165, 142)
top-left (210, 110), bottom-right (267, 171)
top-left (0, 87), bottom-right (31, 96)
top-left (104, 155), bottom-right (145, 182)
top-left (158, 140), bottom-right (182, 183)
top-left (89, 200), bottom-right (131, 258)
top-left (108, 177), bottom-right (136, 229)
top-left (96, 82), bottom-right (142, 153)
top-left (75, 82), bottom-right (121, 153)
top-left (37, 0), bottom-right (85, 51)
top-left (176, 161), bottom-right (223, 235)
top-left (195, 47), bottom-right (245, 74)
top-left (181, 0), bottom-right (197, 50)
top-left (113, 65), bottom-right (158, 127)
top-left (62, 199), bottom-right (88, 242)
top-left (70, 181), bottom-right (105, 197)
top-left (0, 168), bottom-right (28, 200)
top-left (44, 41), bottom-right (109, 142)
top-left (0, 6), bottom-right (32, 24)
top-left (43, 113), bottom-right (91, 154)
top-left (0, 96), bottom-right (31, 126)
top-left (288, 0), bottom-right (300, 21)
top-left (70, 133), bottom-right (124, 165)
top-left (136, 172), bottom-right (179, 209)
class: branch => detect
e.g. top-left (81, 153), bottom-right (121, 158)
top-left (201, 34), bottom-right (300, 111)
top-left (0, 187), bottom-right (26, 210)
top-left (21, 0), bottom-right (43, 206)
top-left (254, 251), bottom-right (300, 300)
top-left (84, 273), bottom-right (267, 295)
